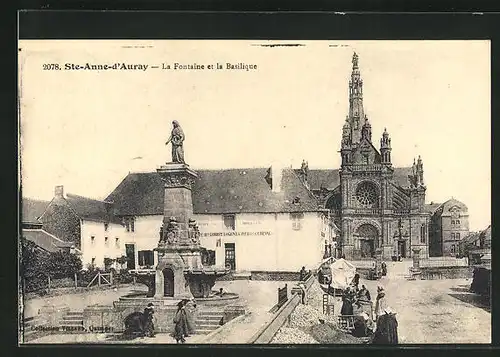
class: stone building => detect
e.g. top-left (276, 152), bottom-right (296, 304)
top-left (297, 53), bottom-right (468, 260)
top-left (428, 198), bottom-right (470, 256)
top-left (31, 167), bottom-right (336, 272)
top-left (21, 197), bottom-right (78, 254)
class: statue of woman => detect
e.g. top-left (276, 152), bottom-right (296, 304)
top-left (165, 120), bottom-right (185, 163)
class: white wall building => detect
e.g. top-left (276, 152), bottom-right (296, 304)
top-left (40, 167), bottom-right (334, 272)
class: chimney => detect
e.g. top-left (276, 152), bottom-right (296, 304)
top-left (55, 185), bottom-right (64, 198)
top-left (270, 164), bottom-right (283, 193)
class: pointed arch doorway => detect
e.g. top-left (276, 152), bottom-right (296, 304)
top-left (163, 268), bottom-right (174, 297)
top-left (355, 224), bottom-right (378, 258)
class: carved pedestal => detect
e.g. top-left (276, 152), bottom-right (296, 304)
top-left (154, 250), bottom-right (192, 299)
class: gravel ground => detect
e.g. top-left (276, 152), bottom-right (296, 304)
top-left (272, 327), bottom-right (319, 344)
top-left (271, 280), bottom-right (359, 344)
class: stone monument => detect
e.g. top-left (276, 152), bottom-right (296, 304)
top-left (78, 121), bottom-right (243, 335)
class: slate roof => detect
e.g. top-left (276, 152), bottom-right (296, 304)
top-left (301, 166), bottom-right (413, 191)
top-left (106, 168), bottom-right (324, 216)
top-left (437, 198), bottom-right (468, 216)
top-left (460, 231), bottom-right (481, 246)
top-left (22, 229), bottom-right (74, 253)
top-left (65, 194), bottom-right (123, 224)
top-left (424, 202), bottom-right (442, 214)
top-left (482, 225), bottom-right (491, 240)
top-left (22, 198), bottom-right (50, 223)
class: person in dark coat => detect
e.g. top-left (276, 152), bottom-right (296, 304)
top-left (341, 287), bottom-right (354, 315)
top-left (352, 312), bottom-right (374, 338)
top-left (352, 273), bottom-right (361, 291)
top-left (182, 299), bottom-right (196, 337)
top-left (143, 303), bottom-right (155, 337)
top-left (357, 285), bottom-right (371, 302)
top-left (381, 262), bottom-right (387, 276)
top-left (372, 308), bottom-right (399, 344)
top-left (173, 301), bottom-right (187, 343)
top-left (299, 266), bottom-right (307, 281)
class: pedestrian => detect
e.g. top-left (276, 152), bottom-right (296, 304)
top-left (371, 307), bottom-right (399, 344)
top-left (298, 282), bottom-right (307, 304)
top-left (299, 266), bottom-right (307, 281)
top-left (374, 286), bottom-right (388, 322)
top-left (352, 273), bottom-right (360, 291)
top-left (341, 287), bottom-right (354, 316)
top-left (143, 303), bottom-right (155, 337)
top-left (352, 312), bottom-right (374, 338)
top-left (357, 285), bottom-right (371, 302)
top-left (182, 299), bottom-right (196, 337)
top-left (381, 262), bottom-right (387, 276)
top-left (173, 300), bottom-right (187, 343)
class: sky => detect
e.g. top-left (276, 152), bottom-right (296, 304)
top-left (18, 40), bottom-right (490, 231)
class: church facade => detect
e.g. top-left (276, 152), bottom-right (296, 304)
top-left (302, 53), bottom-right (436, 260)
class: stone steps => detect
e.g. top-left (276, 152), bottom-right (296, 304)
top-left (60, 311), bottom-right (85, 332)
top-left (193, 311), bottom-right (224, 334)
top-left (21, 316), bottom-right (50, 343)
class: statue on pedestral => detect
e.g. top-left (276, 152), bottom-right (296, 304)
top-left (165, 120), bottom-right (185, 163)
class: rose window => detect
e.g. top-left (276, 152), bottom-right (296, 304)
top-left (355, 182), bottom-right (379, 208)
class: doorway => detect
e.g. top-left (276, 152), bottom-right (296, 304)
top-left (125, 244), bottom-right (136, 270)
top-left (360, 240), bottom-right (375, 258)
top-left (398, 240), bottom-right (407, 258)
top-left (225, 243), bottom-right (236, 270)
top-left (163, 268), bottom-right (174, 297)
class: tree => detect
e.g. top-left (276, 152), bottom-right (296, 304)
top-left (44, 250), bottom-right (83, 279)
top-left (20, 238), bottom-right (49, 293)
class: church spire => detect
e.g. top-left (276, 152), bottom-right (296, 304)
top-left (348, 52), bottom-right (365, 144)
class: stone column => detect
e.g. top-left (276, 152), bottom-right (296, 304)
top-left (157, 163), bottom-right (198, 237)
top-left (154, 163), bottom-right (200, 299)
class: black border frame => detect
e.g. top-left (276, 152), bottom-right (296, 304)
top-left (10, 8), bottom-right (500, 357)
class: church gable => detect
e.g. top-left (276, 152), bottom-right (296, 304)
top-left (351, 138), bottom-right (382, 165)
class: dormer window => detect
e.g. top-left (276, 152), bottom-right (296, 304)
top-left (123, 217), bottom-right (135, 232)
top-left (293, 197), bottom-right (301, 205)
top-left (223, 214), bottom-right (236, 231)
top-left (290, 212), bottom-right (304, 231)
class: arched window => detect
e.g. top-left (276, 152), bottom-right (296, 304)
top-left (420, 224), bottom-right (426, 244)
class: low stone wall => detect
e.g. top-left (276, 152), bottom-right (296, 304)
top-left (420, 266), bottom-right (473, 280)
top-left (250, 271), bottom-right (302, 281)
top-left (248, 274), bottom-right (315, 344)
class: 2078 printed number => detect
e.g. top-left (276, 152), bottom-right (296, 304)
top-left (43, 64), bottom-right (61, 70)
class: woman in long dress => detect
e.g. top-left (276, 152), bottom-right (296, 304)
top-left (341, 287), bottom-right (354, 315)
top-left (165, 120), bottom-right (185, 163)
top-left (173, 301), bottom-right (187, 343)
top-left (182, 299), bottom-right (196, 337)
top-left (374, 286), bottom-right (388, 322)
top-left (371, 308), bottom-right (399, 344)
top-left (143, 303), bottom-right (155, 337)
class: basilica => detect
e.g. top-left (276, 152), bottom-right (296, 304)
top-left (301, 53), bottom-right (469, 260)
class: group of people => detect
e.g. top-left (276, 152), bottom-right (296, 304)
top-left (340, 276), bottom-right (399, 344)
top-left (123, 299), bottom-right (196, 343)
top-left (340, 276), bottom-right (371, 317)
